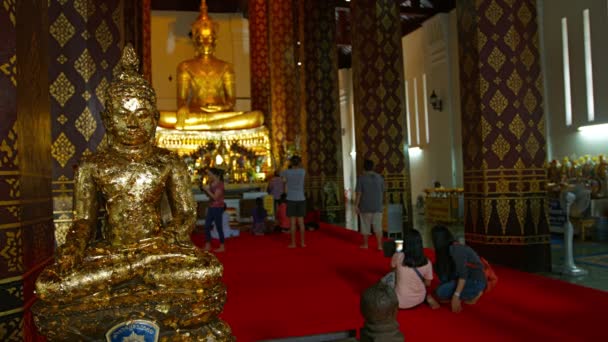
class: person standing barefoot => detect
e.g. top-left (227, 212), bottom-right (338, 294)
top-left (202, 167), bottom-right (226, 252)
top-left (355, 159), bottom-right (385, 251)
top-left (281, 156), bottom-right (307, 248)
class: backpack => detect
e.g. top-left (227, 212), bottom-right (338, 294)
top-left (467, 257), bottom-right (498, 293)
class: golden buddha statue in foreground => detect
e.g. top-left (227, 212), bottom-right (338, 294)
top-left (158, 0), bottom-right (264, 131)
top-left (33, 46), bottom-right (233, 341)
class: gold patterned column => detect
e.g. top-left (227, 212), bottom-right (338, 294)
top-left (302, 0), bottom-right (343, 222)
top-left (268, 0), bottom-right (299, 165)
top-left (0, 0), bottom-right (54, 340)
top-left (458, 0), bottom-right (550, 271)
top-left (351, 0), bottom-right (413, 230)
top-left (49, 0), bottom-right (122, 246)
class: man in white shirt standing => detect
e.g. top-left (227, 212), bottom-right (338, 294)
top-left (355, 159), bottom-right (385, 250)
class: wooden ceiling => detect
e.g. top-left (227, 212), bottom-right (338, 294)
top-left (151, 0), bottom-right (454, 36)
top-left (151, 0), bottom-right (456, 68)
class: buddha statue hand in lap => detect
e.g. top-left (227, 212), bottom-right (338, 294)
top-left (32, 45), bottom-right (234, 341)
top-left (158, 0), bottom-right (264, 131)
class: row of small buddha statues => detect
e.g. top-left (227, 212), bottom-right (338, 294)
top-left (547, 155), bottom-right (608, 198)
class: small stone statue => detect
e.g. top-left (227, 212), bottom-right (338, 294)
top-left (359, 282), bottom-right (404, 342)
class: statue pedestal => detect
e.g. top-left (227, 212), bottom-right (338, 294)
top-left (32, 284), bottom-right (234, 341)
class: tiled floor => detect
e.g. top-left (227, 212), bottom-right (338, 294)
top-left (340, 203), bottom-right (608, 292)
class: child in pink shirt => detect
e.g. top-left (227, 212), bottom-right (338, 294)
top-left (275, 194), bottom-right (290, 233)
top-left (390, 230), bottom-right (440, 309)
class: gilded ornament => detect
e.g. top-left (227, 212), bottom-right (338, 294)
top-left (480, 77), bottom-right (489, 98)
top-left (0, 230), bottom-right (23, 272)
top-left (96, 77), bottom-right (109, 102)
top-left (497, 177), bottom-right (509, 193)
top-left (515, 199), bottom-right (526, 234)
top-left (95, 20), bottom-right (113, 53)
top-left (56, 54), bottom-right (68, 64)
top-left (51, 132), bottom-right (75, 168)
top-left (0, 54), bottom-right (17, 86)
top-left (81, 90), bottom-right (91, 101)
top-left (74, 0), bottom-right (95, 21)
top-left (75, 107), bottom-right (97, 142)
top-left (483, 198), bottom-right (493, 234)
top-left (521, 45), bottom-right (535, 70)
top-left (507, 70), bottom-right (523, 96)
top-left (49, 14), bottom-right (75, 48)
top-left (525, 133), bottom-right (540, 159)
top-left (524, 88), bottom-right (538, 114)
top-left (509, 114), bottom-right (526, 140)
top-left (497, 199), bottom-right (510, 234)
top-left (484, 0), bottom-right (504, 26)
top-left (504, 25), bottom-right (521, 52)
top-left (517, 2), bottom-right (532, 26)
top-left (489, 89), bottom-right (508, 116)
top-left (488, 47), bottom-right (506, 72)
top-left (74, 49), bottom-right (96, 82)
top-left (0, 315), bottom-right (23, 341)
top-left (3, 0), bottom-right (16, 26)
top-left (530, 198), bottom-right (541, 235)
top-left (33, 45), bottom-right (233, 340)
top-left (0, 123), bottom-right (18, 167)
top-left (491, 133), bottom-right (511, 161)
top-left (50, 72), bottom-right (75, 107)
top-left (6, 178), bottom-right (19, 198)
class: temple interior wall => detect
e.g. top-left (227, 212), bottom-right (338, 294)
top-left (150, 11), bottom-right (252, 112)
top-left (400, 10), bottom-right (464, 204)
top-left (539, 0), bottom-right (608, 159)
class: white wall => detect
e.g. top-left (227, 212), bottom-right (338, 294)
top-left (539, 0), bottom-right (608, 159)
top-left (401, 11), bottom-right (463, 204)
top-left (150, 11), bottom-right (251, 112)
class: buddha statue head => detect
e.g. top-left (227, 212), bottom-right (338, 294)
top-left (191, 0), bottom-right (219, 56)
top-left (103, 45), bottom-right (159, 147)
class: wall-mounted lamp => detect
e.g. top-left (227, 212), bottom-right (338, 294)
top-left (430, 90), bottom-right (442, 112)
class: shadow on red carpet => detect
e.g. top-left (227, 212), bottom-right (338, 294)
top-left (191, 224), bottom-right (607, 342)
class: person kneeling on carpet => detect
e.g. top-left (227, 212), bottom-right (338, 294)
top-left (360, 282), bottom-right (404, 342)
top-left (383, 229), bottom-right (440, 310)
top-left (304, 206), bottom-right (321, 231)
top-left (251, 197), bottom-right (268, 236)
top-left (431, 225), bottom-right (486, 313)
top-left (275, 193), bottom-right (291, 233)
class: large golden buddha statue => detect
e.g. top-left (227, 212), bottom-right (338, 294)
top-left (32, 46), bottom-right (233, 341)
top-left (158, 0), bottom-right (264, 131)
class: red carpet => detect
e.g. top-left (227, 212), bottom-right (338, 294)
top-left (192, 224), bottom-right (608, 341)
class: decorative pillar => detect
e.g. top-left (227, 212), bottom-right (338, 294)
top-left (457, 0), bottom-right (551, 271)
top-left (0, 0), bottom-right (54, 339)
top-left (249, 0), bottom-right (272, 128)
top-left (302, 0), bottom-right (344, 222)
top-left (122, 0), bottom-right (152, 82)
top-left (351, 0), bottom-right (414, 230)
top-left (268, 0), bottom-right (299, 165)
top-left (48, 0), bottom-right (122, 246)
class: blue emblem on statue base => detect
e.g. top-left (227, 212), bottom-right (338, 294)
top-left (106, 319), bottom-right (160, 342)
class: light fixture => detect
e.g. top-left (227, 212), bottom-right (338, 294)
top-left (429, 90), bottom-right (442, 112)
top-left (408, 146), bottom-right (422, 157)
top-left (578, 123), bottom-right (608, 137)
